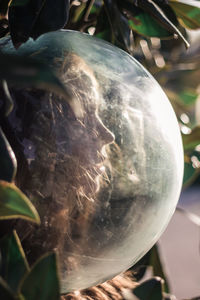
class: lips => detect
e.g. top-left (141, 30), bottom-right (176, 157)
top-left (92, 147), bottom-right (108, 165)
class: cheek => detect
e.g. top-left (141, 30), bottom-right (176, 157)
top-left (66, 124), bottom-right (92, 157)
top-left (62, 115), bottom-right (103, 165)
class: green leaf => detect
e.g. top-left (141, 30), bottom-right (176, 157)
top-left (179, 89), bottom-right (198, 106)
top-left (0, 231), bottom-right (29, 292)
top-left (132, 277), bottom-right (164, 300)
top-left (119, 0), bottom-right (174, 38)
top-left (95, 6), bottom-right (112, 42)
top-left (95, 29), bottom-right (111, 41)
top-left (103, 0), bottom-right (131, 51)
top-left (128, 12), bottom-right (173, 38)
top-left (0, 128), bottom-right (17, 182)
top-left (0, 180), bottom-right (40, 223)
top-left (136, 0), bottom-right (189, 47)
top-left (8, 0), bottom-right (70, 47)
top-left (0, 277), bottom-right (15, 300)
top-left (10, 0), bottom-right (30, 6)
top-left (20, 253), bottom-right (60, 300)
top-left (0, 53), bottom-right (71, 101)
top-left (28, 0), bottom-right (70, 40)
top-left (170, 0), bottom-right (200, 29)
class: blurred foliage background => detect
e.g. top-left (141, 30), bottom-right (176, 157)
top-left (0, 0), bottom-right (200, 299)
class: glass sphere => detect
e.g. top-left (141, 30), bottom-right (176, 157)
top-left (1, 30), bottom-right (183, 293)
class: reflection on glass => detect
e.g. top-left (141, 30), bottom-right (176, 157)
top-left (2, 30), bottom-right (183, 293)
top-left (16, 53), bottom-right (115, 269)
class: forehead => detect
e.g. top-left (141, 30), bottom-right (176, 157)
top-left (69, 85), bottom-right (99, 119)
top-left (61, 54), bottom-right (100, 118)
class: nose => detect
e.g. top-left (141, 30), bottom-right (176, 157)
top-left (96, 116), bottom-right (115, 146)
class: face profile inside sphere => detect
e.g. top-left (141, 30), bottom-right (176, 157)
top-left (1, 30), bottom-right (183, 293)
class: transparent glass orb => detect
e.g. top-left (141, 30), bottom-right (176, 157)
top-left (1, 30), bottom-right (183, 293)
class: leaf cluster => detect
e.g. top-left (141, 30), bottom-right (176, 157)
top-left (0, 0), bottom-right (200, 50)
top-left (0, 231), bottom-right (60, 299)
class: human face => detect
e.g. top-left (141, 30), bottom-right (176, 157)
top-left (66, 102), bottom-right (114, 166)
top-left (62, 98), bottom-right (114, 195)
